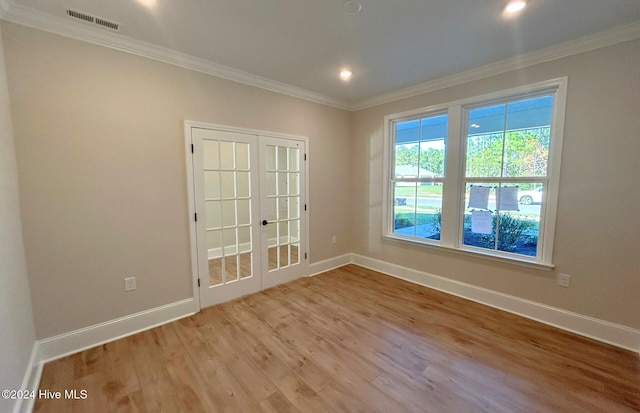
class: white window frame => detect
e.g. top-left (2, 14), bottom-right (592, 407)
top-left (382, 78), bottom-right (567, 269)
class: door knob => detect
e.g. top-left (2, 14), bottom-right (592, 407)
top-left (262, 220), bottom-right (269, 226)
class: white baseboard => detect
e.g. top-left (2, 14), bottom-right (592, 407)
top-left (308, 253), bottom-right (352, 277)
top-left (12, 342), bottom-right (43, 413)
top-left (36, 298), bottom-right (196, 364)
top-left (351, 253), bottom-right (640, 353)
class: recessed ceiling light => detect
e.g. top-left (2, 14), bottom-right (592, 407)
top-left (339, 69), bottom-right (353, 81)
top-left (504, 0), bottom-right (527, 14)
top-left (137, 0), bottom-right (157, 10)
top-left (343, 0), bottom-right (362, 15)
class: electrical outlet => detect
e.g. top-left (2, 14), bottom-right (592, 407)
top-left (331, 235), bottom-right (337, 244)
top-left (557, 273), bottom-right (570, 288)
top-left (124, 276), bottom-right (136, 292)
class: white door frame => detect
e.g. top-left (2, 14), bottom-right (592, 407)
top-left (184, 120), bottom-right (310, 312)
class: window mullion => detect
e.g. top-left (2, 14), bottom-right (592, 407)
top-left (440, 105), bottom-right (462, 248)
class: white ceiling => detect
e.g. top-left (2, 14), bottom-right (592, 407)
top-left (2, 0), bottom-right (640, 108)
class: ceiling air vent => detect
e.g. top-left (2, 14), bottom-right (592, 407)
top-left (95, 18), bottom-right (119, 30)
top-left (66, 9), bottom-right (94, 23)
top-left (66, 9), bottom-right (120, 31)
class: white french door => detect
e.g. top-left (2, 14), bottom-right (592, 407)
top-left (260, 136), bottom-right (306, 289)
top-left (189, 124), bottom-right (307, 309)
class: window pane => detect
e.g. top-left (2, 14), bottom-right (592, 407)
top-left (419, 139), bottom-right (446, 179)
top-left (393, 182), bottom-right (441, 240)
top-left (465, 133), bottom-right (504, 178)
top-left (466, 96), bottom-right (553, 179)
top-left (462, 183), bottom-right (541, 257)
top-left (395, 114), bottom-right (447, 180)
top-left (395, 119), bottom-right (420, 178)
top-left (419, 114), bottom-right (447, 178)
top-left (502, 129), bottom-right (550, 177)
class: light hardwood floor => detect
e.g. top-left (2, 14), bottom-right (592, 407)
top-left (34, 265), bottom-right (640, 412)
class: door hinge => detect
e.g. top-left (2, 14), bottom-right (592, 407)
top-left (304, 153), bottom-right (307, 161)
top-left (191, 144), bottom-right (194, 153)
top-left (197, 278), bottom-right (200, 287)
top-left (194, 213), bottom-right (198, 222)
top-left (304, 252), bottom-right (308, 260)
top-left (304, 204), bottom-right (307, 211)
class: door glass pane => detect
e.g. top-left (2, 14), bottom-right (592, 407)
top-left (289, 148), bottom-right (300, 171)
top-left (278, 197), bottom-right (289, 220)
top-left (266, 197), bottom-right (277, 222)
top-left (290, 197), bottom-right (300, 219)
top-left (220, 141), bottom-right (235, 170)
top-left (203, 140), bottom-right (219, 170)
top-left (236, 143), bottom-right (250, 170)
top-left (290, 219), bottom-right (300, 243)
top-left (208, 258), bottom-right (222, 286)
top-left (267, 223), bottom-right (277, 248)
top-left (277, 172), bottom-right (288, 196)
top-left (291, 243), bottom-right (300, 265)
top-left (237, 200), bottom-right (250, 226)
top-left (279, 221), bottom-right (289, 243)
top-left (205, 201), bottom-right (221, 229)
top-left (224, 255), bottom-right (238, 282)
top-left (277, 147), bottom-right (288, 171)
top-left (237, 172), bottom-right (250, 198)
top-left (238, 226), bottom-right (251, 253)
top-left (223, 228), bottom-right (237, 255)
top-left (220, 172), bottom-right (235, 199)
top-left (279, 244), bottom-right (289, 267)
top-left (266, 145), bottom-right (277, 171)
top-left (222, 200), bottom-right (236, 227)
top-left (239, 253), bottom-right (251, 279)
top-left (204, 171), bottom-right (220, 199)
top-left (268, 246), bottom-right (278, 271)
top-left (206, 230), bottom-right (222, 256)
top-left (266, 173), bottom-right (277, 196)
top-left (289, 173), bottom-right (299, 195)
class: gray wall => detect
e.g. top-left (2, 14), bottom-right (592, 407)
top-left (0, 26), bottom-right (37, 413)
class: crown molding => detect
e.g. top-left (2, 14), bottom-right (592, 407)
top-left (0, 2), bottom-right (351, 111)
top-left (351, 20), bottom-right (640, 111)
top-left (2, 1), bottom-right (639, 112)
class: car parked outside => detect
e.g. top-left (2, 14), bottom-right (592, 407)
top-left (519, 187), bottom-right (543, 205)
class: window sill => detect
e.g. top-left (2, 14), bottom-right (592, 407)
top-left (383, 234), bottom-right (555, 271)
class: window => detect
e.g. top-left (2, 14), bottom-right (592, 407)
top-left (392, 113), bottom-right (447, 240)
top-left (384, 79), bottom-right (567, 267)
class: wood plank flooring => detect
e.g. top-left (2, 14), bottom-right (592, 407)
top-left (34, 264), bottom-right (640, 412)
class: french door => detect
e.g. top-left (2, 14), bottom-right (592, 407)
top-left (190, 125), bottom-right (307, 308)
